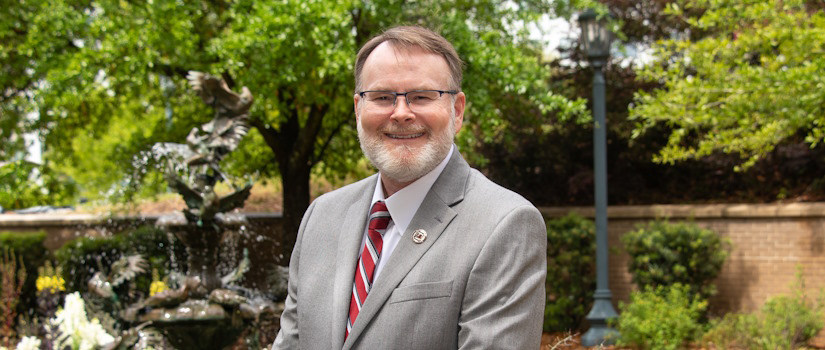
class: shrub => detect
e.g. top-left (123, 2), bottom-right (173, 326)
top-left (615, 283), bottom-right (707, 350)
top-left (54, 234), bottom-right (123, 294)
top-left (621, 220), bottom-right (730, 299)
top-left (0, 231), bottom-right (49, 317)
top-left (703, 271), bottom-right (824, 349)
top-left (544, 213), bottom-right (596, 332)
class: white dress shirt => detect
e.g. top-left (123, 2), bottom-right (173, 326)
top-left (361, 145), bottom-right (455, 281)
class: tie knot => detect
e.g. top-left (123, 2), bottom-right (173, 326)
top-left (369, 200), bottom-right (391, 233)
top-left (371, 200), bottom-right (388, 214)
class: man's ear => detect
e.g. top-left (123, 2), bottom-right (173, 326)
top-left (453, 92), bottom-right (466, 133)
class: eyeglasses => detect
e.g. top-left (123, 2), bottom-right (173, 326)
top-left (358, 90), bottom-right (458, 113)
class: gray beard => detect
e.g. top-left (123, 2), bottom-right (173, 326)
top-left (357, 116), bottom-right (455, 184)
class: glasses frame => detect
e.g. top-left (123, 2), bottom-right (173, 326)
top-left (357, 89), bottom-right (458, 111)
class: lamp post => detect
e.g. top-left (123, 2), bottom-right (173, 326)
top-left (578, 8), bottom-right (619, 346)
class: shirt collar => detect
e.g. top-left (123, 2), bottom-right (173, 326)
top-left (371, 145), bottom-right (454, 236)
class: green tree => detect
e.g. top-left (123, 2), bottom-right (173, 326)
top-left (0, 160), bottom-right (78, 210)
top-left (1, 0), bottom-right (589, 254)
top-left (630, 0), bottom-right (825, 170)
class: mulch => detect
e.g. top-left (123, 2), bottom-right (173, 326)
top-left (541, 333), bottom-right (594, 350)
top-left (541, 332), bottom-right (825, 350)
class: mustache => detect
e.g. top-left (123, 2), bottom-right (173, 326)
top-left (378, 125), bottom-right (428, 134)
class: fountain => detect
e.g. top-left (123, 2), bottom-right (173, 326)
top-left (106, 71), bottom-right (282, 349)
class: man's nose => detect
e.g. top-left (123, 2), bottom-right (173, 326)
top-left (390, 95), bottom-right (415, 123)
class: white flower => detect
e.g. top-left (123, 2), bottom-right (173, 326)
top-left (50, 292), bottom-right (115, 350)
top-left (15, 336), bottom-right (42, 350)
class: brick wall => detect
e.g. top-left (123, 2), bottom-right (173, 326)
top-left (4, 203), bottom-right (825, 318)
top-left (540, 202), bottom-right (825, 316)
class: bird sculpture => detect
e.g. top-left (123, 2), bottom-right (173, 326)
top-left (87, 254), bottom-right (148, 302)
top-left (154, 71), bottom-right (254, 226)
top-left (185, 71), bottom-right (254, 168)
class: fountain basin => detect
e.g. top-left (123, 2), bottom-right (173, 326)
top-left (136, 300), bottom-right (244, 350)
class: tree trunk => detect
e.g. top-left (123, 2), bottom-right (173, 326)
top-left (278, 159), bottom-right (310, 265)
top-left (252, 103), bottom-right (328, 264)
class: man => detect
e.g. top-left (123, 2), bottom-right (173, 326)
top-left (273, 26), bottom-right (546, 349)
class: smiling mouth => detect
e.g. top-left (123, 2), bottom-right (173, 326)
top-left (386, 133), bottom-right (425, 139)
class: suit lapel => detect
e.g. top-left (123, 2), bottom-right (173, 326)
top-left (331, 177), bottom-right (377, 349)
top-left (343, 149), bottom-right (470, 349)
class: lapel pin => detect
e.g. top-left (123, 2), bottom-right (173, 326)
top-left (412, 229), bottom-right (427, 244)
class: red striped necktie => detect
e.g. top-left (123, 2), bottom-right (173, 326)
top-left (346, 200), bottom-right (391, 339)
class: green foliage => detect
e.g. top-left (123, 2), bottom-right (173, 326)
top-left (0, 160), bottom-right (78, 210)
top-left (0, 231), bottom-right (48, 317)
top-left (543, 213), bottom-right (595, 332)
top-left (615, 283), bottom-right (708, 350)
top-left (630, 0), bottom-right (825, 170)
top-left (475, 0), bottom-right (825, 207)
top-left (0, 0), bottom-right (589, 220)
top-left (622, 220), bottom-right (729, 300)
top-left (54, 226), bottom-right (186, 295)
top-left (704, 272), bottom-right (824, 350)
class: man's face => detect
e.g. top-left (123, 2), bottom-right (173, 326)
top-left (354, 42), bottom-right (465, 184)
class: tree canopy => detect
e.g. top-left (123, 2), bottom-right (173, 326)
top-left (1, 0), bottom-right (590, 243)
top-left (630, 0), bottom-right (825, 170)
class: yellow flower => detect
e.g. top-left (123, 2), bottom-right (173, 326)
top-left (36, 275), bottom-right (66, 294)
top-left (149, 280), bottom-right (168, 296)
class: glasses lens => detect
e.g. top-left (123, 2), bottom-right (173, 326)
top-left (364, 92), bottom-right (395, 109)
top-left (407, 91), bottom-right (441, 106)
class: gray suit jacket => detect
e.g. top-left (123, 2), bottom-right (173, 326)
top-left (273, 150), bottom-right (547, 349)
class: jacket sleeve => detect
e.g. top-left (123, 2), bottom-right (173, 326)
top-left (457, 204), bottom-right (547, 349)
top-left (271, 200), bottom-right (318, 349)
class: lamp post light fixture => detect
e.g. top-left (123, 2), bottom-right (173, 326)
top-left (578, 8), bottom-right (620, 347)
